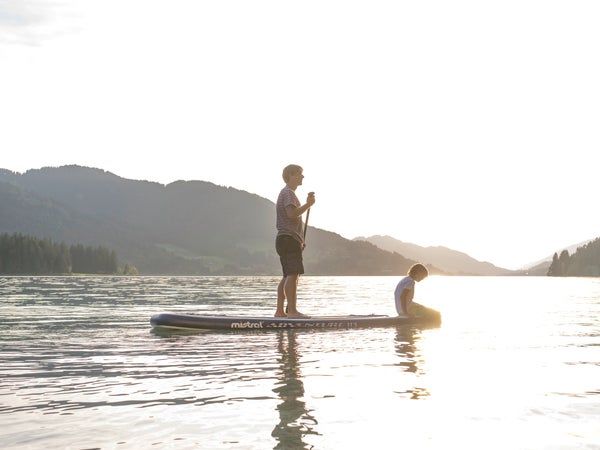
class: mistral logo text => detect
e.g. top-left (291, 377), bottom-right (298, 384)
top-left (231, 321), bottom-right (264, 329)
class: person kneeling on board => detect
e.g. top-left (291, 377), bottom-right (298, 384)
top-left (394, 263), bottom-right (429, 317)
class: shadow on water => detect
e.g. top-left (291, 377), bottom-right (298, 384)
top-left (271, 330), bottom-right (319, 450)
top-left (394, 327), bottom-right (430, 400)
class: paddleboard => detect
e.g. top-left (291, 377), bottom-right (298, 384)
top-left (150, 308), bottom-right (441, 331)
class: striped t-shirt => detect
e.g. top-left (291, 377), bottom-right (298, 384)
top-left (276, 186), bottom-right (303, 244)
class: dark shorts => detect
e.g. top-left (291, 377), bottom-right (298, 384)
top-left (276, 234), bottom-right (304, 277)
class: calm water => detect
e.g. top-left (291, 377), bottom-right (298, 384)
top-left (1, 276), bottom-right (599, 450)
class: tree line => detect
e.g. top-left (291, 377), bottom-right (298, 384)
top-left (547, 237), bottom-right (600, 277)
top-left (0, 233), bottom-right (137, 275)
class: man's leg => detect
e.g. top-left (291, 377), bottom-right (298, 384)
top-left (275, 276), bottom-right (287, 317)
top-left (285, 274), bottom-right (308, 318)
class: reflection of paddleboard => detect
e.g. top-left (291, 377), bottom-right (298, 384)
top-left (150, 308), bottom-right (441, 331)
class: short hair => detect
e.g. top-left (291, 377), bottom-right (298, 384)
top-left (282, 164), bottom-right (303, 183)
top-left (408, 263), bottom-right (429, 278)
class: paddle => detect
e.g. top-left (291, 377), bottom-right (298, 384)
top-left (303, 207), bottom-right (310, 241)
top-left (304, 191), bottom-right (314, 241)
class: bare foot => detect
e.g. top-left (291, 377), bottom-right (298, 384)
top-left (274, 312), bottom-right (287, 318)
top-left (286, 312), bottom-right (310, 319)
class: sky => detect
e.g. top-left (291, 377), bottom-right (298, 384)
top-left (1, 0), bottom-right (599, 269)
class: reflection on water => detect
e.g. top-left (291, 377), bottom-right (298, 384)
top-left (1, 276), bottom-right (599, 449)
top-left (394, 327), bottom-right (430, 400)
top-left (272, 331), bottom-right (319, 449)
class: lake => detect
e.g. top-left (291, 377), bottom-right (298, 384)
top-left (1, 276), bottom-right (599, 449)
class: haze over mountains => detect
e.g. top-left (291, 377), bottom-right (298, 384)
top-left (354, 236), bottom-right (512, 276)
top-left (0, 166), bottom-right (417, 275)
top-left (0, 165), bottom-right (576, 276)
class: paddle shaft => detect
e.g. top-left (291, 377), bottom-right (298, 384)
top-left (303, 207), bottom-right (310, 241)
top-left (303, 191), bottom-right (314, 241)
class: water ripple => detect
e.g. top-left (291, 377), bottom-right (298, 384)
top-left (1, 276), bottom-right (599, 449)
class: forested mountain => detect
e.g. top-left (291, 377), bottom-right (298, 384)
top-left (0, 233), bottom-right (125, 275)
top-left (0, 166), bottom-right (433, 275)
top-left (547, 237), bottom-right (600, 277)
top-left (355, 235), bottom-right (513, 276)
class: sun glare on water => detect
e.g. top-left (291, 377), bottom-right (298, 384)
top-left (400, 276), bottom-right (600, 449)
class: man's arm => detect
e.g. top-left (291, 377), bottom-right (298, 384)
top-left (285, 192), bottom-right (315, 218)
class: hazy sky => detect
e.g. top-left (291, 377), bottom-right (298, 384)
top-left (1, 0), bottom-right (598, 269)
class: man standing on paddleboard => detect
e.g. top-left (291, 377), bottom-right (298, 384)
top-left (275, 164), bottom-right (315, 318)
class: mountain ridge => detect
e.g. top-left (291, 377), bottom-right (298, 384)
top-left (0, 165), bottom-right (427, 275)
top-left (354, 235), bottom-right (512, 276)
top-left (4, 165), bottom-right (590, 276)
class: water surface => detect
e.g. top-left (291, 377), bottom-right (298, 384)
top-left (1, 276), bottom-right (599, 449)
